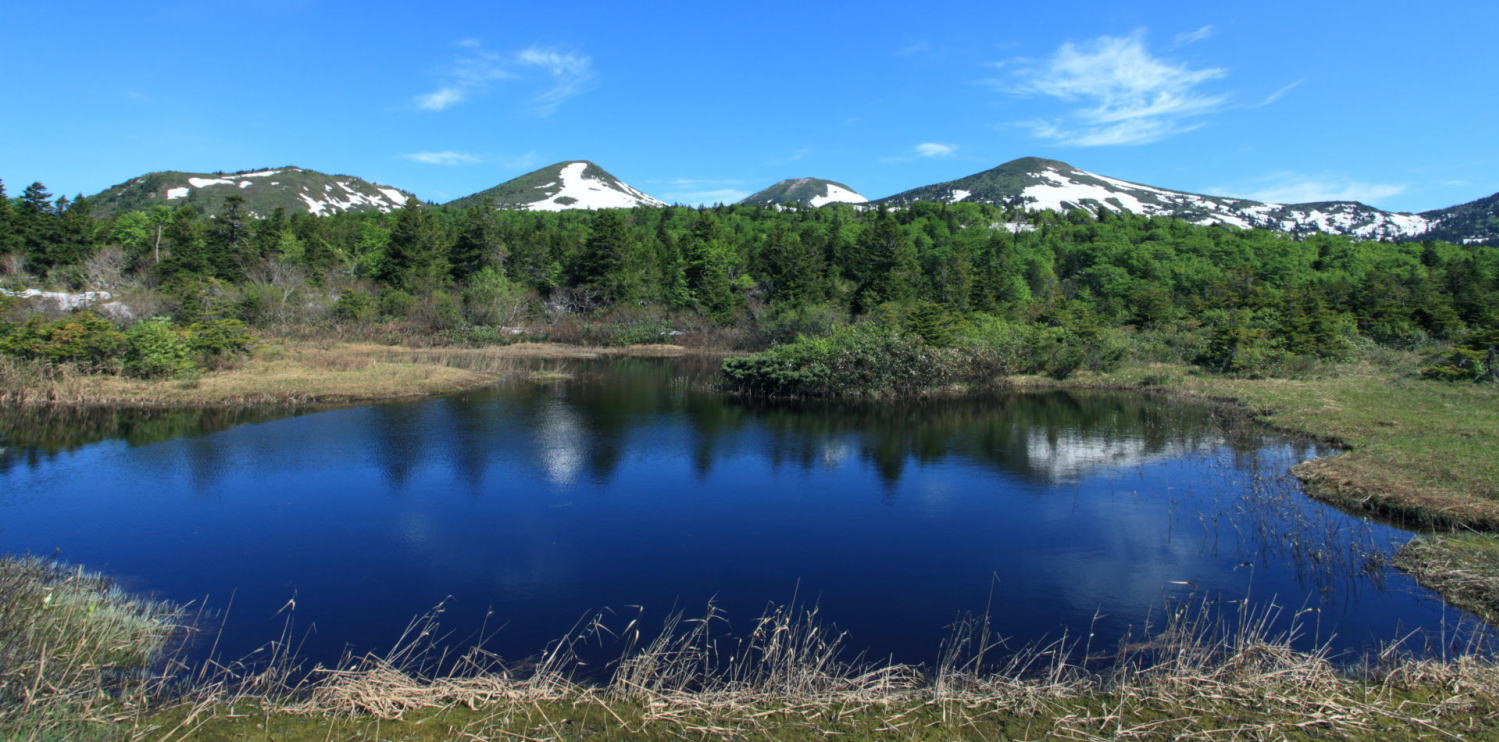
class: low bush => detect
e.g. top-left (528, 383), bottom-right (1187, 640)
top-left (184, 318), bottom-right (253, 369)
top-left (123, 317), bottom-right (194, 379)
top-left (327, 289), bottom-right (374, 323)
top-left (957, 314), bottom-right (1126, 380)
top-left (757, 302), bottom-right (843, 345)
top-left (722, 324), bottom-right (963, 398)
top-left (0, 311), bottom-right (125, 372)
top-left (1421, 327), bottom-right (1499, 382)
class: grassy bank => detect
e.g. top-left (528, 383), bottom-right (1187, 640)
top-left (0, 556), bottom-right (182, 740)
top-left (0, 339), bottom-right (699, 408)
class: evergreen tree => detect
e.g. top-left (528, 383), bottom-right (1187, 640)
top-left (574, 209), bottom-right (640, 304)
top-left (761, 221), bottom-right (822, 304)
top-left (159, 206), bottom-right (211, 278)
top-left (0, 180), bottom-right (17, 258)
top-left (47, 194), bottom-right (98, 271)
top-left (377, 197), bottom-right (446, 290)
top-left (450, 202), bottom-right (500, 282)
top-left (853, 207), bottom-right (919, 311)
top-left (16, 182), bottom-right (58, 271)
top-left (210, 194), bottom-right (252, 279)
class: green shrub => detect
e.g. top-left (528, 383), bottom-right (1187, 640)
top-left (956, 315), bottom-right (1126, 380)
top-left (123, 317), bottom-right (195, 379)
top-left (722, 324), bottom-right (962, 398)
top-left (411, 291), bottom-right (463, 331)
top-left (377, 289), bottom-right (414, 320)
top-left (1195, 312), bottom-right (1285, 376)
top-left (333, 289), bottom-right (377, 323)
top-left (904, 302), bottom-right (962, 347)
top-left (184, 318), bottom-right (252, 369)
top-left (608, 319), bottom-right (671, 346)
top-left (0, 312), bottom-right (125, 372)
top-left (1421, 328), bottom-right (1499, 382)
top-left (462, 267), bottom-right (525, 326)
top-left (758, 302), bottom-right (843, 345)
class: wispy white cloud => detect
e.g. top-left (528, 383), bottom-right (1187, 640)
top-left (1256, 80), bottom-right (1303, 107)
top-left (416, 87), bottom-right (466, 111)
top-left (515, 47), bottom-right (595, 115)
top-left (401, 150), bottom-right (481, 165)
top-left (915, 142), bottom-right (958, 157)
top-left (1004, 31), bottom-right (1227, 146)
top-left (1211, 171), bottom-right (1406, 205)
top-left (1173, 25), bottom-right (1215, 47)
top-left (414, 41), bottom-right (595, 116)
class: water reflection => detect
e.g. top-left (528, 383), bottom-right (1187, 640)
top-left (0, 357), bottom-right (1467, 669)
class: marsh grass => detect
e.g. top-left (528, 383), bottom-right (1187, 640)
top-left (0, 556), bottom-right (186, 741)
top-left (1396, 534), bottom-right (1499, 624)
top-left (122, 592), bottom-right (1499, 740)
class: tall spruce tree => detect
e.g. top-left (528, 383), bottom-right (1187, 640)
top-left (450, 202), bottom-right (500, 282)
top-left (377, 197), bottom-right (446, 290)
top-left (0, 180), bottom-right (17, 258)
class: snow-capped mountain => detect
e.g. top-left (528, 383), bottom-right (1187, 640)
top-left (89, 167), bottom-right (413, 217)
top-left (1420, 192), bottom-right (1499, 245)
top-left (448, 161), bottom-right (665, 211)
top-left (738, 178), bottom-right (868, 207)
top-left (876, 157), bottom-right (1442, 242)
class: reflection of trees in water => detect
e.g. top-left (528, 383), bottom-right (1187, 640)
top-left (707, 392), bottom-right (1286, 487)
top-left (0, 359), bottom-right (1297, 493)
top-left (0, 405), bottom-right (320, 475)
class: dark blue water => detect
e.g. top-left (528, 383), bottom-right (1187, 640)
top-left (0, 357), bottom-right (1474, 669)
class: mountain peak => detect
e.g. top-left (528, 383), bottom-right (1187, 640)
top-left (448, 160), bottom-right (665, 211)
top-left (990, 156), bottom-right (1077, 173)
top-left (739, 178), bottom-right (868, 207)
top-left (89, 166), bottom-right (412, 217)
top-left (875, 158), bottom-right (1441, 242)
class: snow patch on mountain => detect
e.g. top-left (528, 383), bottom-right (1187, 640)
top-left (295, 180), bottom-right (408, 216)
top-left (166, 187), bottom-right (190, 200)
top-left (949, 189), bottom-right (971, 203)
top-left (1013, 163), bottom-right (1433, 241)
top-left (526, 162), bottom-right (666, 211)
top-left (188, 176), bottom-right (236, 188)
top-left (1022, 170), bottom-right (1151, 213)
top-left (809, 183), bottom-right (867, 207)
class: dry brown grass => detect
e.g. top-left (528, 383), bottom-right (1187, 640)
top-left (0, 340), bottom-right (494, 408)
top-left (146, 598), bottom-right (1499, 741)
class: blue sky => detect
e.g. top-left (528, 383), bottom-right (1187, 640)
top-left (2, 0), bottom-right (1494, 212)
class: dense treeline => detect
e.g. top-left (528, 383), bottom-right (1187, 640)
top-left (2, 176), bottom-right (1497, 385)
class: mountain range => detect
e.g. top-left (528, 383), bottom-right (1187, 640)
top-left (90, 167), bottom-right (413, 218)
top-left (83, 158), bottom-right (1496, 246)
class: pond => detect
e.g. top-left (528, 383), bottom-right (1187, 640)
top-left (0, 357), bottom-right (1477, 671)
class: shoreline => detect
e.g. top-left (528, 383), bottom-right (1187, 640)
top-left (0, 340), bottom-right (718, 409)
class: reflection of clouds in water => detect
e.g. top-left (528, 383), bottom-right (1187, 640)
top-left (1024, 431), bottom-right (1200, 483)
top-left (536, 398), bottom-right (584, 486)
top-left (821, 439), bottom-right (852, 468)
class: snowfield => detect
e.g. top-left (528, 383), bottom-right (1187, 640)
top-left (809, 183), bottom-right (868, 207)
top-left (1015, 164), bottom-right (1433, 241)
top-left (525, 162), bottom-right (666, 211)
